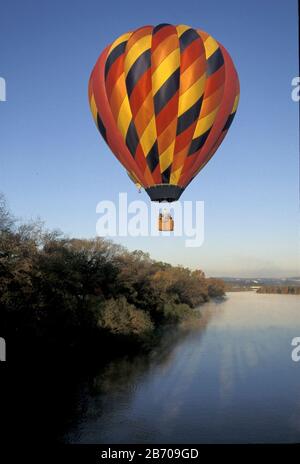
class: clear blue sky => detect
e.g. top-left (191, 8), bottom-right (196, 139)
top-left (0, 0), bottom-right (298, 277)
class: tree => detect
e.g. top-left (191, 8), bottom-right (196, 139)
top-left (0, 193), bottom-right (15, 232)
top-left (98, 297), bottom-right (154, 337)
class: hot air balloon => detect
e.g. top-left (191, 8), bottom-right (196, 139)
top-left (88, 23), bottom-right (239, 227)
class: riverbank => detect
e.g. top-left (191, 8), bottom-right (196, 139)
top-left (0, 194), bottom-right (225, 361)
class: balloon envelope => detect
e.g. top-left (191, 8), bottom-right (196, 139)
top-left (89, 24), bottom-right (239, 202)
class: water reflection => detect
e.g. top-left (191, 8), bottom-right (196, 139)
top-left (65, 292), bottom-right (300, 444)
top-left (66, 310), bottom-right (216, 443)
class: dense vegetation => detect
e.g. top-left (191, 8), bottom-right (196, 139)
top-left (257, 286), bottom-right (300, 295)
top-left (0, 194), bottom-right (225, 359)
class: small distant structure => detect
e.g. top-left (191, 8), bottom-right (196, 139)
top-left (0, 77), bottom-right (6, 101)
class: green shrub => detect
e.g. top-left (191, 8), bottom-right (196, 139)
top-left (97, 297), bottom-right (154, 337)
top-left (162, 302), bottom-right (197, 323)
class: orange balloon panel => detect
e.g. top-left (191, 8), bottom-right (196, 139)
top-left (89, 24), bottom-right (239, 202)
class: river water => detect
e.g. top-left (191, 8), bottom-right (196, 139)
top-left (64, 292), bottom-right (300, 443)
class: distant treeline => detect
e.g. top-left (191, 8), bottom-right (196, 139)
top-left (0, 194), bottom-right (224, 359)
top-left (224, 284), bottom-right (251, 292)
top-left (257, 286), bottom-right (300, 295)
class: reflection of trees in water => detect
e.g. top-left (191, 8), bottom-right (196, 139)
top-left (64, 305), bottom-right (219, 442)
top-left (92, 306), bottom-right (217, 394)
top-left (62, 296), bottom-right (300, 444)
top-left (3, 302), bottom-right (221, 444)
